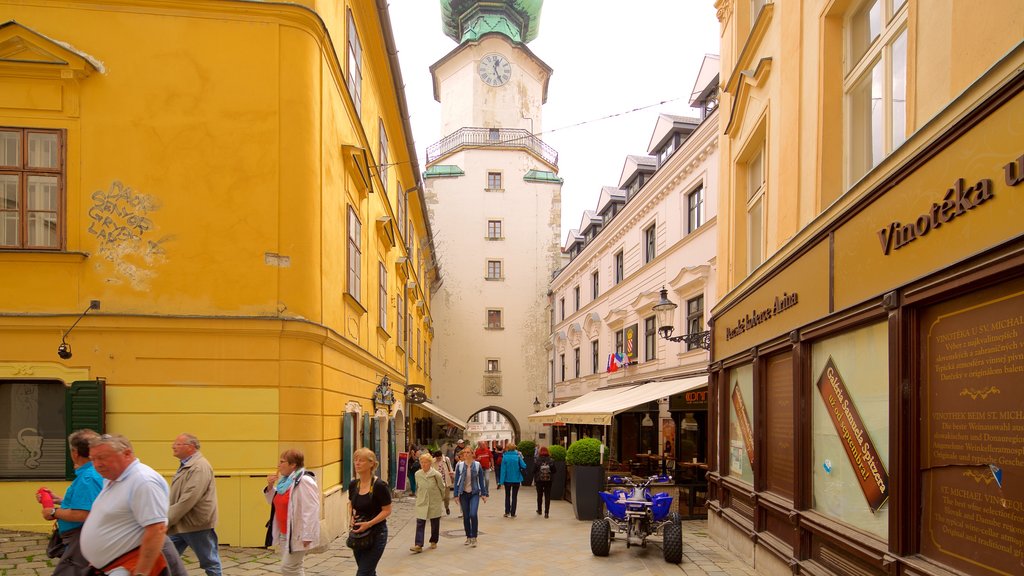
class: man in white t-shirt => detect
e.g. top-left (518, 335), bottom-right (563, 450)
top-left (80, 434), bottom-right (170, 576)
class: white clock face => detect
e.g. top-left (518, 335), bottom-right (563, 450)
top-left (478, 53), bottom-right (511, 87)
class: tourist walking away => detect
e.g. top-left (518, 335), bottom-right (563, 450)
top-left (264, 449), bottom-right (320, 576)
top-left (453, 448), bottom-right (489, 547)
top-left (36, 429), bottom-right (103, 576)
top-left (168, 434), bottom-right (221, 576)
top-left (430, 449), bottom-right (454, 514)
top-left (348, 447), bottom-right (393, 575)
top-left (410, 453), bottom-right (446, 553)
top-left (80, 433), bottom-right (171, 576)
top-left (533, 446), bottom-right (556, 518)
top-left (407, 444), bottom-right (420, 493)
top-left (498, 442), bottom-right (526, 518)
top-left (492, 445), bottom-right (503, 489)
top-left (473, 441), bottom-right (492, 486)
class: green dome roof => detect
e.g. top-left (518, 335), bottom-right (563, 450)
top-left (440, 0), bottom-right (543, 44)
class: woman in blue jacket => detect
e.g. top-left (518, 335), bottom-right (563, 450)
top-left (498, 442), bottom-right (527, 518)
top-left (453, 448), bottom-right (489, 547)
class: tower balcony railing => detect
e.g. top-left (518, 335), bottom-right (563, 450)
top-left (426, 127), bottom-right (558, 167)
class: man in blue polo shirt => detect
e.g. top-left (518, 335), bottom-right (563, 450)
top-left (39, 429), bottom-right (104, 576)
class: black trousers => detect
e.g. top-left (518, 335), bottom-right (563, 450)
top-left (535, 481), bottom-right (552, 514)
top-left (503, 482), bottom-right (520, 515)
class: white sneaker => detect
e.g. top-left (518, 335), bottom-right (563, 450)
top-left (471, 538), bottom-right (478, 547)
top-left (464, 538), bottom-right (471, 546)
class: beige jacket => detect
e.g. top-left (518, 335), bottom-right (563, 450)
top-left (168, 452), bottom-right (218, 534)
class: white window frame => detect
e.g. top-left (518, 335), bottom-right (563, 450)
top-left (346, 10), bottom-right (363, 116)
top-left (844, 0), bottom-right (908, 185)
top-left (643, 222), bottom-right (657, 264)
top-left (687, 185), bottom-right (704, 233)
top-left (746, 148), bottom-right (766, 274)
top-left (348, 206), bottom-right (361, 301)
top-left (378, 262), bottom-right (387, 330)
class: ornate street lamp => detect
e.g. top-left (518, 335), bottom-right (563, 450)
top-left (652, 287), bottom-right (710, 351)
top-left (532, 396), bottom-right (541, 413)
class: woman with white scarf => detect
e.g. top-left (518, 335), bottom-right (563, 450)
top-left (264, 449), bottom-right (320, 576)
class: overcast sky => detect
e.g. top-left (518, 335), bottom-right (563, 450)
top-left (387, 1), bottom-right (721, 239)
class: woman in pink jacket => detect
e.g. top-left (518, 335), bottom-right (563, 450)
top-left (264, 449), bottom-right (321, 576)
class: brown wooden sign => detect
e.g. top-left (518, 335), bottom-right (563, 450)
top-left (920, 278), bottom-right (1024, 575)
top-left (815, 358), bottom-right (890, 512)
top-left (731, 383), bottom-right (755, 466)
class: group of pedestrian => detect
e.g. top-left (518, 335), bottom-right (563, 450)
top-left (38, 430), bottom-right (221, 576)
top-left (404, 439), bottom-right (559, 554)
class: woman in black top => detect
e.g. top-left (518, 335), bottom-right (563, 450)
top-left (348, 448), bottom-right (392, 576)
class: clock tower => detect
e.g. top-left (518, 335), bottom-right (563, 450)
top-left (424, 0), bottom-right (561, 447)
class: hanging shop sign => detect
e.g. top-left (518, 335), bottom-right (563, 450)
top-left (815, 358), bottom-right (890, 512)
top-left (625, 323), bottom-right (639, 362)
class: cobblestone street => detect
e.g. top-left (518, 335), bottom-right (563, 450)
top-left (2, 491), bottom-right (754, 576)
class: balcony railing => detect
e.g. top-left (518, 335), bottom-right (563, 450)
top-left (426, 127), bottom-right (558, 167)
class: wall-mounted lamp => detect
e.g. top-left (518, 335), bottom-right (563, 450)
top-left (533, 396), bottom-right (541, 413)
top-left (58, 300), bottom-right (100, 359)
top-left (652, 287), bottom-right (710, 350)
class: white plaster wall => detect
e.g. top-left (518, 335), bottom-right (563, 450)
top-left (426, 146), bottom-right (561, 441)
top-left (549, 110), bottom-right (720, 402)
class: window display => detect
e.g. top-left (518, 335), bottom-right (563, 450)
top-left (811, 321), bottom-right (889, 539)
top-left (727, 364), bottom-right (754, 485)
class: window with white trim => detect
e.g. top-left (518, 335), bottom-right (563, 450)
top-left (846, 0), bottom-right (908, 184)
top-left (687, 185), bottom-right (704, 233)
top-left (378, 262), bottom-right (387, 330)
top-left (348, 207), bottom-right (361, 301)
top-left (486, 260), bottom-right (503, 280)
top-left (346, 10), bottom-right (362, 116)
top-left (746, 148), bottom-right (765, 273)
top-left (643, 223), bottom-right (656, 264)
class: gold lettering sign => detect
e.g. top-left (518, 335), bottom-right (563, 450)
top-left (815, 358), bottom-right (890, 512)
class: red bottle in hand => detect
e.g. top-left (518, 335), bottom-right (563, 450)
top-left (37, 488), bottom-right (54, 509)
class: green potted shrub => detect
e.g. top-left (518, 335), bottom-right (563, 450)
top-left (517, 439), bottom-right (537, 485)
top-left (566, 437), bottom-right (605, 520)
top-left (548, 444), bottom-right (567, 500)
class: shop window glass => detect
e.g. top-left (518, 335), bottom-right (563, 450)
top-left (811, 321), bottom-right (889, 539)
top-left (726, 364), bottom-right (755, 485)
top-left (1, 381), bottom-right (65, 479)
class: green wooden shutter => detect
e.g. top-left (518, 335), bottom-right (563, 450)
top-left (372, 416), bottom-right (381, 461)
top-left (388, 419), bottom-right (397, 487)
top-left (361, 413), bottom-right (370, 450)
top-left (64, 379), bottom-right (105, 480)
top-left (342, 413), bottom-right (354, 488)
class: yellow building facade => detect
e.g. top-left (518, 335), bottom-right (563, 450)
top-left (709, 1), bottom-right (1022, 575)
top-left (0, 0), bottom-right (436, 546)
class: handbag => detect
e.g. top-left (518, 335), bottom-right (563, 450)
top-left (46, 525), bottom-right (66, 559)
top-left (346, 476), bottom-right (379, 551)
top-left (345, 525), bottom-right (376, 551)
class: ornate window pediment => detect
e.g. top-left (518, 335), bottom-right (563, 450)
top-left (0, 22), bottom-right (100, 81)
top-left (582, 312), bottom-right (602, 340)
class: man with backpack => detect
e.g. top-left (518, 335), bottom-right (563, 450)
top-left (533, 446), bottom-right (556, 518)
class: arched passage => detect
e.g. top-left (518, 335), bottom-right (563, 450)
top-left (463, 405), bottom-right (522, 449)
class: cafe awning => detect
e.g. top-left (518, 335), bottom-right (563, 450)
top-left (528, 385), bottom-right (637, 424)
top-left (557, 376), bottom-right (707, 426)
top-left (417, 401), bottom-right (468, 430)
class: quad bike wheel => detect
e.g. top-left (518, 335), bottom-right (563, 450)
top-left (662, 521), bottom-right (683, 564)
top-left (668, 511), bottom-right (682, 525)
top-left (590, 518), bottom-right (612, 557)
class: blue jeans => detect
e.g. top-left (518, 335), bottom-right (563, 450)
top-left (354, 523), bottom-right (387, 576)
top-left (459, 492), bottom-right (480, 538)
top-left (170, 529), bottom-right (222, 576)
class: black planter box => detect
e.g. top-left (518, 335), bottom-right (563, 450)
top-left (550, 460), bottom-right (566, 500)
top-left (569, 465), bottom-right (604, 521)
